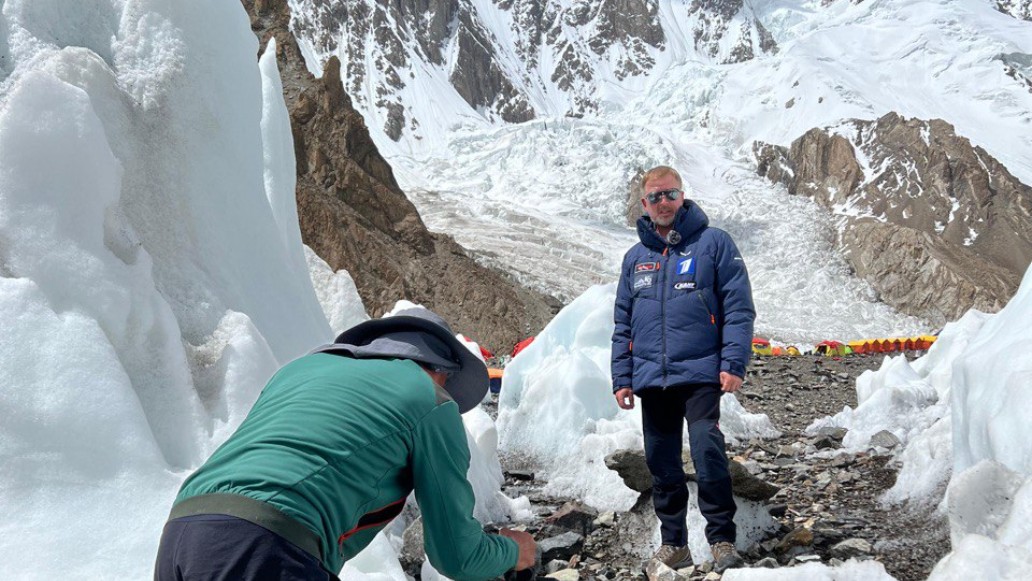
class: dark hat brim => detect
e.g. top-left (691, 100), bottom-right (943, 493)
top-left (332, 314), bottom-right (488, 414)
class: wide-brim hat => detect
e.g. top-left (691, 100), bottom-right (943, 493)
top-left (316, 307), bottom-right (488, 413)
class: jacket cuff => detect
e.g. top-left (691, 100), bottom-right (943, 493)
top-left (720, 360), bottom-right (745, 378)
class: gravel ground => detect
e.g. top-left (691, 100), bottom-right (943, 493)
top-left (485, 353), bottom-right (950, 580)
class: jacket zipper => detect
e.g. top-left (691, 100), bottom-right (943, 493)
top-left (660, 248), bottom-right (669, 388)
top-left (697, 289), bottom-right (716, 325)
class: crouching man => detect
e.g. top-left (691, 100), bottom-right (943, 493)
top-left (155, 307), bottom-right (536, 580)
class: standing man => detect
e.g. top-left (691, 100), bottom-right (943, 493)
top-left (611, 166), bottom-right (754, 573)
top-left (156, 307), bottom-right (536, 581)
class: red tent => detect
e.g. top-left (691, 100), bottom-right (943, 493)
top-left (512, 336), bottom-right (535, 358)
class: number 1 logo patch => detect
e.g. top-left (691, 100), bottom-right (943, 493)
top-left (677, 258), bottom-right (695, 276)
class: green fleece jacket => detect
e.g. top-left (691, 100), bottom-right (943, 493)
top-left (175, 354), bottom-right (517, 579)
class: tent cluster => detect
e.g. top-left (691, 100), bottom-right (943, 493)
top-left (752, 336), bottom-right (937, 357)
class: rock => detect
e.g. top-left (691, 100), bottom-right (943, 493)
top-left (544, 559), bottom-right (568, 574)
top-left (507, 470), bottom-right (535, 481)
top-left (776, 527), bottom-right (814, 553)
top-left (540, 532), bottom-right (585, 563)
top-left (830, 538), bottom-right (874, 559)
top-left (544, 568), bottom-right (580, 581)
top-left (870, 430), bottom-right (901, 449)
top-left (605, 449), bottom-right (653, 493)
top-left (546, 501), bottom-right (599, 536)
top-left (727, 460), bottom-right (781, 501)
top-left (739, 459), bottom-right (763, 475)
top-left (811, 527), bottom-right (848, 547)
top-left (753, 557), bottom-right (780, 568)
top-left (399, 516), bottom-right (424, 575)
top-left (835, 471), bottom-right (855, 484)
top-left (813, 435), bottom-right (839, 450)
top-left (594, 511), bottom-right (616, 527)
top-left (644, 559), bottom-right (688, 581)
top-left (767, 503), bottom-right (788, 517)
top-left (816, 426), bottom-right (848, 441)
top-left (830, 454), bottom-right (854, 467)
top-left (795, 554), bottom-right (822, 563)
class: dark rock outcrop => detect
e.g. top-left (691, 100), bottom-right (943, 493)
top-left (242, 0), bottom-right (559, 350)
top-left (754, 112), bottom-right (1032, 324)
top-left (996, 0), bottom-right (1032, 21)
top-left (1000, 52), bottom-right (1032, 95)
top-left (688, 0), bottom-right (779, 64)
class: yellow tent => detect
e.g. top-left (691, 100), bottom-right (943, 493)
top-left (752, 338), bottom-right (772, 357)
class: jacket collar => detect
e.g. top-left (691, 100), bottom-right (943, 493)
top-left (636, 200), bottom-right (709, 252)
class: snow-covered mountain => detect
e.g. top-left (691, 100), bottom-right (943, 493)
top-left (287, 0), bottom-right (1032, 342)
top-left (755, 112), bottom-right (1032, 325)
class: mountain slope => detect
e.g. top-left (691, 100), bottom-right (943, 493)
top-left (286, 0), bottom-right (1032, 341)
top-left (243, 0), bottom-right (559, 350)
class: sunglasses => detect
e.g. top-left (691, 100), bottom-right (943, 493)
top-left (644, 188), bottom-right (682, 204)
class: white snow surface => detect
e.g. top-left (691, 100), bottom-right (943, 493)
top-left (796, 264), bottom-right (1032, 579)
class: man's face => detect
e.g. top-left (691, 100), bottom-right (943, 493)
top-left (642, 174), bottom-right (683, 228)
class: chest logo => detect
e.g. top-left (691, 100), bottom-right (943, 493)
top-left (674, 281), bottom-right (696, 290)
top-left (635, 262), bottom-right (660, 273)
top-left (677, 258), bottom-right (695, 275)
top-left (634, 275), bottom-right (654, 290)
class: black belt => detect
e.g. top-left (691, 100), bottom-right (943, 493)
top-left (169, 493), bottom-right (323, 562)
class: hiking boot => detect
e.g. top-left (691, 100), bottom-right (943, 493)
top-left (710, 541), bottom-right (744, 573)
top-left (651, 544), bottom-right (693, 569)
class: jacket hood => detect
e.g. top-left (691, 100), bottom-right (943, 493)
top-left (636, 200), bottom-right (709, 251)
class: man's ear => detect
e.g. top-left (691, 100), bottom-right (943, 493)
top-left (641, 197), bottom-right (648, 209)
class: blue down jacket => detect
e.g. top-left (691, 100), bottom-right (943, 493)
top-left (611, 200), bottom-right (755, 393)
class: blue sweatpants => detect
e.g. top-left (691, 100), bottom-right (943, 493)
top-left (154, 514), bottom-right (339, 580)
top-left (640, 384), bottom-right (736, 546)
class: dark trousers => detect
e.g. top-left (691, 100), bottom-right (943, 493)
top-left (154, 514), bottom-right (339, 581)
top-left (641, 384), bottom-right (736, 546)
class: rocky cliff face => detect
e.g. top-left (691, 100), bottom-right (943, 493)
top-left (754, 112), bottom-right (1032, 325)
top-left (286, 0), bottom-right (776, 142)
top-left (996, 0), bottom-right (1032, 21)
top-left (243, 0), bottom-right (559, 350)
top-left (687, 0), bottom-right (778, 64)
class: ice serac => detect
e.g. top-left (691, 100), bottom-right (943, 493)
top-left (243, 0), bottom-right (559, 351)
top-left (754, 112), bottom-right (1032, 325)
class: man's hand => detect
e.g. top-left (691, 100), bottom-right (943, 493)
top-left (615, 387), bottom-right (635, 410)
top-left (499, 528), bottom-right (537, 571)
top-left (720, 372), bottom-right (743, 393)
